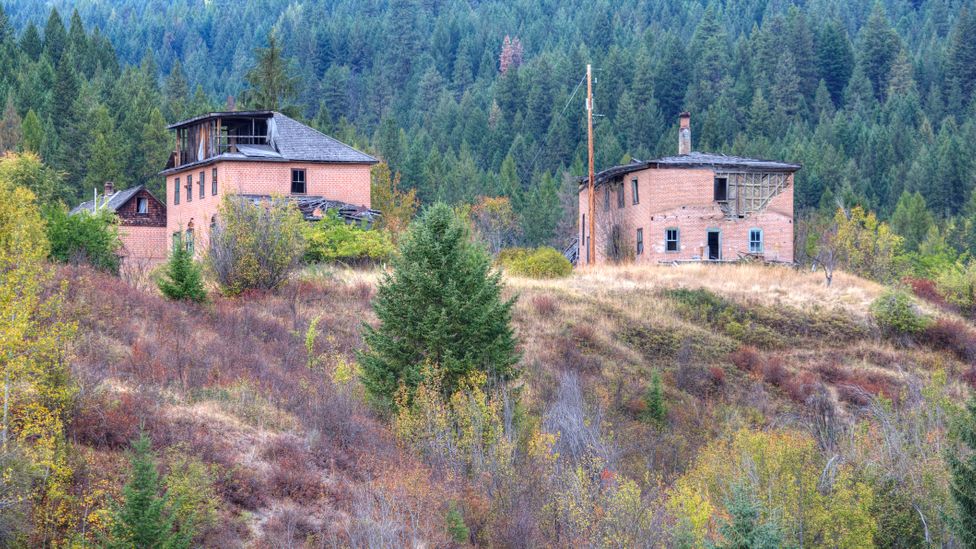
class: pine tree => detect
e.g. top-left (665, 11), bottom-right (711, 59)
top-left (948, 8), bottom-right (976, 105)
top-left (948, 397), bottom-right (976, 548)
top-left (858, 3), bottom-right (900, 101)
top-left (163, 60), bottom-right (190, 121)
top-left (43, 7), bottom-right (67, 64)
top-left (158, 234), bottom-right (207, 303)
top-left (107, 433), bottom-right (191, 549)
top-left (890, 191), bottom-right (933, 253)
top-left (0, 98), bottom-right (21, 152)
top-left (243, 32), bottom-right (299, 112)
top-left (359, 203), bottom-right (520, 411)
top-left (643, 370), bottom-right (667, 424)
top-left (817, 19), bottom-right (854, 106)
top-left (20, 22), bottom-right (42, 60)
top-left (713, 484), bottom-right (783, 549)
top-left (21, 109), bottom-right (44, 155)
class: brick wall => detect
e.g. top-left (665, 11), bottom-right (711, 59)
top-left (119, 225), bottom-right (168, 265)
top-left (578, 168), bottom-right (794, 264)
top-left (164, 160), bottom-right (372, 256)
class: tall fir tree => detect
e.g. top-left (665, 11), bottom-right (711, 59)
top-left (359, 202), bottom-right (520, 411)
top-left (243, 32), bottom-right (299, 113)
top-left (42, 7), bottom-right (67, 64)
top-left (948, 397), bottom-right (976, 548)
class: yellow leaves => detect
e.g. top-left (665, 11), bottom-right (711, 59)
top-left (834, 205), bottom-right (904, 281)
top-left (669, 428), bottom-right (877, 548)
top-left (667, 481), bottom-right (714, 547)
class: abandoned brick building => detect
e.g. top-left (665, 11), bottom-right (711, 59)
top-left (70, 181), bottom-right (168, 266)
top-left (74, 110), bottom-right (378, 265)
top-left (577, 112), bottom-right (800, 265)
top-left (161, 110), bottom-right (378, 257)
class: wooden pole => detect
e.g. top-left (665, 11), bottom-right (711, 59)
top-left (586, 64), bottom-right (596, 265)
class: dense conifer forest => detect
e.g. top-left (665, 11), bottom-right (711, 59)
top-left (2, 0), bottom-right (976, 249)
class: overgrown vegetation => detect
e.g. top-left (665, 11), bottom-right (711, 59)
top-left (303, 211), bottom-right (394, 265)
top-left (497, 246), bottom-right (573, 278)
top-left (207, 195), bottom-right (306, 295)
top-left (157, 233), bottom-right (206, 303)
top-left (43, 204), bottom-right (121, 273)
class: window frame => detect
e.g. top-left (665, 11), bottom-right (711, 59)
top-left (136, 197), bottom-right (148, 214)
top-left (714, 176), bottom-right (728, 202)
top-left (199, 171), bottom-right (205, 199)
top-left (186, 174), bottom-right (193, 202)
top-left (174, 177), bottom-right (180, 205)
top-left (631, 178), bottom-right (639, 205)
top-left (636, 228), bottom-right (643, 255)
top-left (665, 227), bottom-right (679, 253)
top-left (616, 183), bottom-right (625, 209)
top-left (749, 227), bottom-right (764, 254)
top-left (212, 167), bottom-right (218, 195)
top-left (291, 168), bottom-right (307, 194)
top-left (603, 185), bottom-right (610, 211)
top-left (185, 228), bottom-right (194, 255)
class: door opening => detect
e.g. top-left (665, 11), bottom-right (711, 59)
top-left (707, 230), bottom-right (721, 260)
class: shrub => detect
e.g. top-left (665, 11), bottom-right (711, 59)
top-left (922, 319), bottom-right (976, 363)
top-left (446, 502), bottom-right (470, 544)
top-left (531, 294), bottom-right (558, 316)
top-left (870, 290), bottom-right (931, 336)
top-left (498, 246), bottom-right (572, 278)
top-left (43, 204), bottom-right (122, 273)
top-left (935, 260), bottom-right (976, 317)
top-left (157, 233), bottom-right (207, 302)
top-left (208, 195), bottom-right (306, 295)
top-left (729, 346), bottom-right (763, 374)
top-left (904, 277), bottom-right (950, 309)
top-left (642, 370), bottom-right (667, 424)
top-left (303, 210), bottom-right (394, 264)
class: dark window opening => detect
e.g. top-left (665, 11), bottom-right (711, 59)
top-left (616, 184), bottom-right (625, 208)
top-left (636, 228), bottom-right (643, 255)
top-left (631, 178), bottom-right (639, 205)
top-left (199, 171), bottom-right (205, 199)
top-left (666, 228), bottom-right (679, 252)
top-left (603, 185), bottom-right (610, 211)
top-left (136, 197), bottom-right (148, 214)
top-left (212, 168), bottom-right (218, 195)
top-left (714, 176), bottom-right (728, 202)
top-left (186, 174), bottom-right (193, 202)
top-left (707, 230), bottom-right (721, 260)
top-left (291, 169), bottom-right (307, 194)
top-left (174, 178), bottom-right (180, 205)
top-left (185, 228), bottom-right (194, 255)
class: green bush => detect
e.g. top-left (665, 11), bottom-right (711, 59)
top-left (157, 234), bottom-right (207, 303)
top-left (43, 205), bottom-right (122, 274)
top-left (304, 211), bottom-right (394, 264)
top-left (870, 290), bottom-right (931, 335)
top-left (498, 246), bottom-right (572, 278)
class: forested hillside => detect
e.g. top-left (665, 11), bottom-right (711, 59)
top-left (2, 0), bottom-right (976, 248)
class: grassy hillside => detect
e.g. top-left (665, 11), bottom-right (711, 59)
top-left (58, 261), bottom-right (974, 546)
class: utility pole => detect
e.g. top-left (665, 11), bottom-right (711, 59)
top-left (586, 64), bottom-right (595, 265)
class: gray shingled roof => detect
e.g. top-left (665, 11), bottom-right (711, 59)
top-left (161, 111), bottom-right (376, 174)
top-left (70, 185), bottom-right (145, 215)
top-left (579, 151), bottom-right (801, 188)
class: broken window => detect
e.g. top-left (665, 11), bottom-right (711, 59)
top-left (617, 184), bottom-right (625, 208)
top-left (174, 178), bottom-right (180, 205)
top-left (666, 228), bottom-right (679, 252)
top-left (749, 228), bottom-right (763, 253)
top-left (636, 228), bottom-right (643, 255)
top-left (185, 228), bottom-right (194, 255)
top-left (714, 176), bottom-right (728, 202)
top-left (631, 178), bottom-right (639, 205)
top-left (136, 197), bottom-right (148, 214)
top-left (186, 174), bottom-right (193, 202)
top-left (291, 169), bottom-right (307, 194)
top-left (212, 168), bottom-right (218, 195)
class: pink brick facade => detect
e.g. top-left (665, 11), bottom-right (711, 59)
top-left (578, 168), bottom-right (795, 265)
top-left (164, 160), bottom-right (372, 255)
top-left (119, 225), bottom-right (168, 265)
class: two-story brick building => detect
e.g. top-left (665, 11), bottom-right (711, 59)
top-left (578, 113), bottom-right (800, 265)
top-left (161, 110), bottom-right (378, 255)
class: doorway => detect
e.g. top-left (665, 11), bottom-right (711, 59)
top-left (707, 230), bottom-right (721, 260)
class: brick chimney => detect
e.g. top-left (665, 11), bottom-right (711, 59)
top-left (104, 181), bottom-right (114, 196)
top-left (678, 112), bottom-right (691, 155)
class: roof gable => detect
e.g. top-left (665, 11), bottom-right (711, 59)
top-left (70, 185), bottom-right (158, 215)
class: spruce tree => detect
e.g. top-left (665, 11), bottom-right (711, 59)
top-left (43, 7), bottom-right (67, 64)
top-left (643, 370), bottom-right (667, 424)
top-left (949, 397), bottom-right (976, 548)
top-left (713, 484), bottom-right (783, 549)
top-left (359, 202), bottom-right (520, 411)
top-left (158, 235), bottom-right (207, 303)
top-left (107, 433), bottom-right (191, 549)
top-left (243, 32), bottom-right (299, 112)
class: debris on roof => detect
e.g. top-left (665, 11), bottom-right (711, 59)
top-left (238, 194), bottom-right (382, 226)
